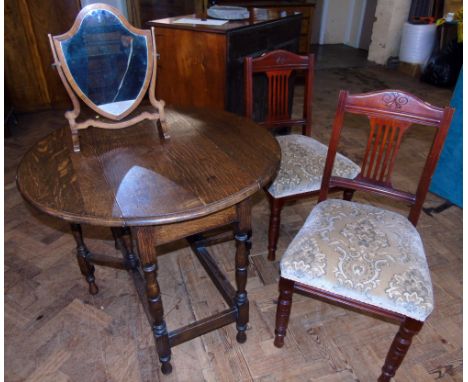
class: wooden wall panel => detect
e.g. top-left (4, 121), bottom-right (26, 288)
top-left (25, 0), bottom-right (81, 108)
top-left (5, 0), bottom-right (50, 112)
top-left (4, 0), bottom-right (80, 112)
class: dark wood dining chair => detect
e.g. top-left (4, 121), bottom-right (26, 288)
top-left (244, 50), bottom-right (360, 261)
top-left (273, 89), bottom-right (454, 381)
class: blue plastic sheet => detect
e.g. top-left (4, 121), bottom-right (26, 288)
top-left (429, 68), bottom-right (463, 207)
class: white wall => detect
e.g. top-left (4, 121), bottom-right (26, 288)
top-left (311, 0), bottom-right (324, 44)
top-left (320, 0), bottom-right (353, 44)
top-left (318, 0), bottom-right (370, 48)
top-left (346, 0), bottom-right (367, 48)
top-left (368, 0), bottom-right (411, 64)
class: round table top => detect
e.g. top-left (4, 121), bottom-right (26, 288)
top-left (17, 107), bottom-right (280, 226)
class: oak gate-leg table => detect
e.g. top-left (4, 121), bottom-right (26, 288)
top-left (17, 107), bottom-right (280, 374)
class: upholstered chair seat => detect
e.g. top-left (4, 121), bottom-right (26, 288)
top-left (280, 199), bottom-right (433, 321)
top-left (268, 135), bottom-right (361, 198)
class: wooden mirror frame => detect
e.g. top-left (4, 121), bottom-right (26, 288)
top-left (48, 3), bottom-right (168, 152)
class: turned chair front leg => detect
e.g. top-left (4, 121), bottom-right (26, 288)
top-left (378, 317), bottom-right (423, 382)
top-left (274, 277), bottom-right (295, 347)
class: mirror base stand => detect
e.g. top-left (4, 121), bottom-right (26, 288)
top-left (65, 103), bottom-right (169, 153)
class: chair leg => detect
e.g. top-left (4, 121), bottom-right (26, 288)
top-left (268, 197), bottom-right (285, 261)
top-left (343, 188), bottom-right (355, 201)
top-left (378, 318), bottom-right (424, 382)
top-left (274, 277), bottom-right (295, 347)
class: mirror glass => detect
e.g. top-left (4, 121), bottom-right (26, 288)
top-left (60, 8), bottom-right (149, 116)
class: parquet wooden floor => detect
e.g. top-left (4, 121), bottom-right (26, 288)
top-left (5, 65), bottom-right (462, 381)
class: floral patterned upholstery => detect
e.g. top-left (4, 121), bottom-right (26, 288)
top-left (280, 199), bottom-right (434, 321)
top-left (267, 135), bottom-right (360, 198)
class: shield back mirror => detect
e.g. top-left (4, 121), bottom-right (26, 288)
top-left (49, 3), bottom-right (168, 152)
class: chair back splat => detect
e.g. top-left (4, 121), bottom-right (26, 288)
top-left (244, 50), bottom-right (314, 136)
top-left (244, 50), bottom-right (362, 262)
top-left (318, 89), bottom-right (454, 226)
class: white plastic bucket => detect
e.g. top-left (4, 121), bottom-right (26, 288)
top-left (399, 22), bottom-right (437, 66)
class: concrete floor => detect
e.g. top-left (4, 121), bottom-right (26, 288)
top-left (311, 44), bottom-right (372, 70)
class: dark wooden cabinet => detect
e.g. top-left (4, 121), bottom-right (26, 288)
top-left (139, 0), bottom-right (195, 24)
top-left (149, 12), bottom-right (301, 115)
top-left (216, 1), bottom-right (315, 54)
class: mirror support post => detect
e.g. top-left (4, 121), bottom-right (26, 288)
top-left (150, 27), bottom-right (169, 141)
top-left (48, 34), bottom-right (82, 152)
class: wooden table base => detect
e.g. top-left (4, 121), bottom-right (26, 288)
top-left (17, 108), bottom-right (278, 376)
top-left (70, 224), bottom-right (251, 375)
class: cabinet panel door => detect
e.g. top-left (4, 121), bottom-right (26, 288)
top-left (155, 28), bottom-right (227, 110)
top-left (5, 0), bottom-right (51, 111)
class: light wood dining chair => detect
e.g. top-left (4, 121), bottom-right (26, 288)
top-left (273, 89), bottom-right (454, 381)
top-left (244, 50), bottom-right (360, 261)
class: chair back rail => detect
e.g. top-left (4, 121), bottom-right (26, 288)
top-left (244, 50), bottom-right (314, 136)
top-left (318, 89), bottom-right (454, 226)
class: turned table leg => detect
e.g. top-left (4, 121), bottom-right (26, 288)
top-left (111, 227), bottom-right (139, 270)
top-left (235, 199), bottom-right (252, 343)
top-left (135, 227), bottom-right (172, 375)
top-left (234, 232), bottom-right (250, 343)
top-left (70, 223), bottom-right (98, 295)
top-left (111, 227), bottom-right (121, 249)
